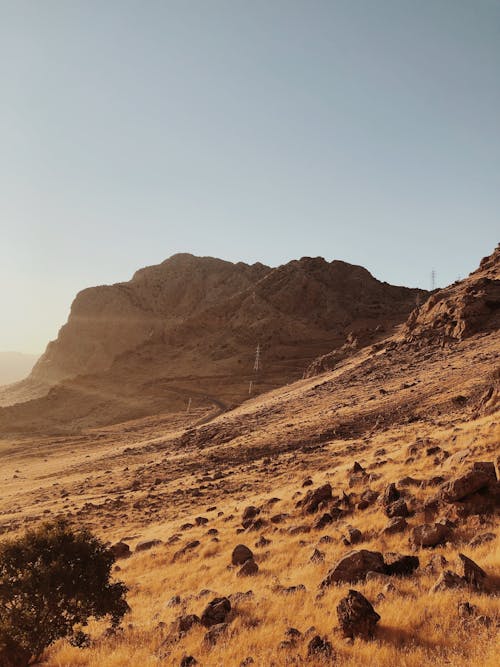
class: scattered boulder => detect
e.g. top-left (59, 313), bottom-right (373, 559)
top-left (204, 622), bottom-right (228, 646)
top-left (381, 483), bottom-right (400, 506)
top-left (307, 635), bottom-right (334, 658)
top-left (310, 548), bottom-right (325, 563)
top-left (320, 549), bottom-right (385, 587)
top-left (441, 469), bottom-right (493, 502)
top-left (313, 512), bottom-right (333, 530)
top-left (344, 526), bottom-right (363, 545)
top-left (242, 506), bottom-right (260, 522)
top-left (237, 559), bottom-right (259, 577)
top-left (302, 484), bottom-right (333, 514)
top-left (385, 499), bottom-right (409, 518)
top-left (109, 541), bottom-right (131, 559)
top-left (410, 523), bottom-right (451, 548)
top-left (384, 552), bottom-right (419, 577)
top-left (468, 532), bottom-right (495, 548)
top-left (180, 657), bottom-right (197, 667)
top-left (430, 570), bottom-right (467, 593)
top-left (255, 535), bottom-right (271, 548)
top-left (178, 614), bottom-right (201, 633)
top-left (457, 553), bottom-right (487, 590)
top-left (200, 597), bottom-right (231, 628)
top-left (383, 517), bottom-right (408, 534)
top-left (195, 516), bottom-right (208, 526)
top-left (337, 589), bottom-right (380, 639)
top-left (135, 539), bottom-right (162, 553)
top-left (232, 544), bottom-right (254, 566)
top-left (357, 489), bottom-right (379, 510)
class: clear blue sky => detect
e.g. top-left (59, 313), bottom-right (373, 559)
top-left (1, 0), bottom-right (499, 353)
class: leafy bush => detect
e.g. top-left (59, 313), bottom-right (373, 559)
top-left (0, 520), bottom-right (128, 664)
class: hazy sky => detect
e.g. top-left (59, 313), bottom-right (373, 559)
top-left (1, 1), bottom-right (499, 353)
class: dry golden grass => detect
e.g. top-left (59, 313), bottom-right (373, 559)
top-left (1, 329), bottom-right (498, 666)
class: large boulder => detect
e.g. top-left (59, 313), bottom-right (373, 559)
top-left (337, 589), bottom-right (380, 639)
top-left (232, 544), bottom-right (253, 566)
top-left (381, 483), bottom-right (400, 506)
top-left (200, 597), bottom-right (231, 628)
top-left (320, 549), bottom-right (385, 587)
top-left (441, 469), bottom-right (493, 502)
top-left (237, 559), bottom-right (259, 577)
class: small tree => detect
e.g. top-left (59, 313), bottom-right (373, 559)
top-left (0, 520), bottom-right (128, 664)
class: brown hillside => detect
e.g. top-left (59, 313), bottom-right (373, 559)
top-left (0, 248), bottom-right (498, 667)
top-left (0, 254), bottom-right (425, 431)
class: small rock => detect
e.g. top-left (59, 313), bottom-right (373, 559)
top-left (180, 657), bottom-right (197, 667)
top-left (410, 523), bottom-right (451, 548)
top-left (385, 499), bottom-right (409, 518)
top-left (204, 622), bottom-right (228, 646)
top-left (109, 541), bottom-right (131, 559)
top-left (178, 614), bottom-right (201, 633)
top-left (310, 548), bottom-right (325, 563)
top-left (237, 559), bottom-right (259, 577)
top-left (255, 535), bottom-right (271, 548)
top-left (381, 483), bottom-right (400, 506)
top-left (135, 539), bottom-right (162, 553)
top-left (337, 589), bottom-right (380, 639)
top-left (384, 552), bottom-right (419, 577)
top-left (307, 635), bottom-right (334, 658)
top-left (468, 532), bottom-right (495, 549)
top-left (242, 506), bottom-right (260, 521)
top-left (430, 570), bottom-right (467, 593)
top-left (457, 553), bottom-right (487, 590)
top-left (200, 597), bottom-right (231, 627)
top-left (383, 517), bottom-right (408, 534)
top-left (302, 484), bottom-right (333, 514)
top-left (232, 544), bottom-right (254, 566)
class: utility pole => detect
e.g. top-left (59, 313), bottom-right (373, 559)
top-left (248, 380), bottom-right (253, 395)
top-left (186, 397), bottom-right (192, 413)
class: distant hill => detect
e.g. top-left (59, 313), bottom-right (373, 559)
top-left (0, 253), bottom-right (426, 431)
top-left (0, 352), bottom-right (39, 386)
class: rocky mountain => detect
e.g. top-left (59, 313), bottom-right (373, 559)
top-left (0, 253), bottom-right (426, 431)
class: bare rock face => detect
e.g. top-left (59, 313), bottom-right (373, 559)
top-left (320, 549), bottom-right (385, 587)
top-left (403, 244), bottom-right (500, 346)
top-left (0, 253), bottom-right (427, 429)
top-left (200, 597), bottom-right (231, 628)
top-left (337, 589), bottom-right (380, 639)
top-left (232, 544), bottom-right (254, 566)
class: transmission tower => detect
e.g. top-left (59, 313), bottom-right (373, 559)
top-left (186, 397), bottom-right (192, 413)
top-left (253, 344), bottom-right (261, 372)
top-left (431, 269), bottom-right (436, 291)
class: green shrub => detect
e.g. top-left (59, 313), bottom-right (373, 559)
top-left (0, 520), bottom-right (128, 664)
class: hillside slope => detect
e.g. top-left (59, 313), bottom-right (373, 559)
top-left (0, 246), bottom-right (498, 667)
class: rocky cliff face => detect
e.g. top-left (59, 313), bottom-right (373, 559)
top-left (402, 244), bottom-right (500, 346)
top-left (0, 253), bottom-right (427, 430)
